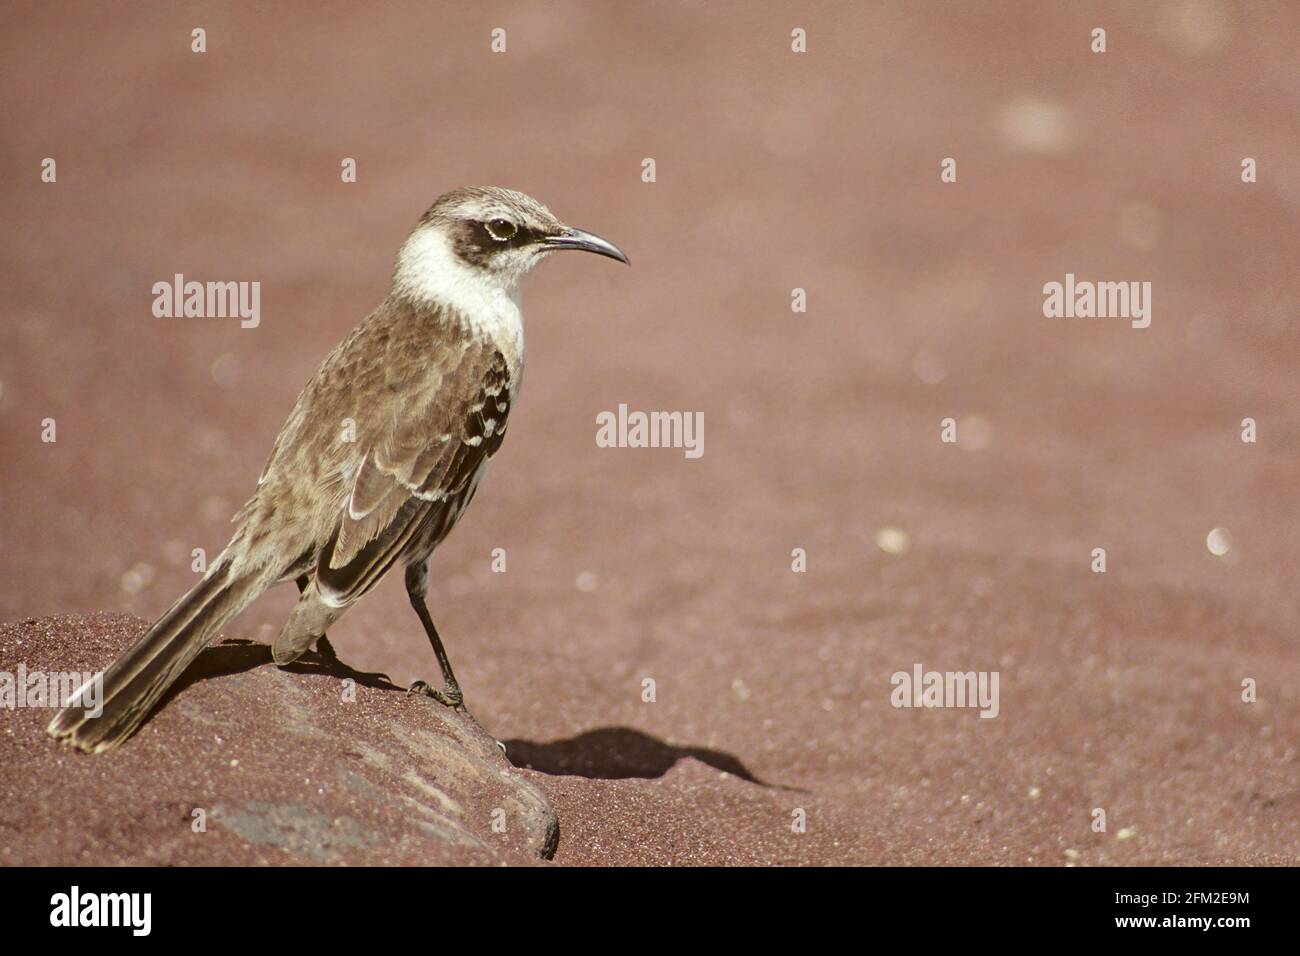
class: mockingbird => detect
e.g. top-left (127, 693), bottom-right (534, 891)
top-left (50, 186), bottom-right (628, 752)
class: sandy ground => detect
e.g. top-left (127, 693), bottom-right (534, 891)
top-left (1, 2), bottom-right (1297, 865)
top-left (0, 614), bottom-right (559, 865)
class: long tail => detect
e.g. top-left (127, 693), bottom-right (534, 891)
top-left (48, 552), bottom-right (268, 753)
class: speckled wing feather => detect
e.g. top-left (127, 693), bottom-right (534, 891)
top-left (315, 338), bottom-right (512, 605)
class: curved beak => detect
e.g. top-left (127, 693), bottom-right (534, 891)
top-left (542, 226), bottom-right (630, 265)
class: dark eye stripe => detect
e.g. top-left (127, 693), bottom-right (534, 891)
top-left (481, 221), bottom-right (544, 249)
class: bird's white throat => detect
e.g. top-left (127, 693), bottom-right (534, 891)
top-left (394, 226), bottom-right (525, 356)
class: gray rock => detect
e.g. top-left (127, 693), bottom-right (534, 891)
top-left (0, 614), bottom-right (558, 865)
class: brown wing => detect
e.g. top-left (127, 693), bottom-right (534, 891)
top-left (314, 342), bottom-right (512, 606)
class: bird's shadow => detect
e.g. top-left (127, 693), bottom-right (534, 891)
top-left (503, 727), bottom-right (805, 792)
top-left (160, 636), bottom-right (400, 707)
top-left (161, 644), bottom-right (801, 793)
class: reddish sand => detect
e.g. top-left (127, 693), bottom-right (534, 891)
top-left (0, 3), bottom-right (1296, 865)
top-left (1, 614), bottom-right (557, 865)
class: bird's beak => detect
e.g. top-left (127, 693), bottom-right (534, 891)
top-left (542, 227), bottom-right (630, 265)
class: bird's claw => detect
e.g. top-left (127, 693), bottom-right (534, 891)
top-left (408, 679), bottom-right (464, 709)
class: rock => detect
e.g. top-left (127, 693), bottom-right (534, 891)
top-left (0, 614), bottom-right (558, 864)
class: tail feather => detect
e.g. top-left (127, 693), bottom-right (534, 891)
top-left (48, 556), bottom-right (266, 752)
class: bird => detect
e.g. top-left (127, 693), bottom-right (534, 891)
top-left (49, 186), bottom-right (629, 753)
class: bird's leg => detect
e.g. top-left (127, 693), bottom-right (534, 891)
top-left (403, 561), bottom-right (464, 708)
top-left (296, 574), bottom-right (340, 663)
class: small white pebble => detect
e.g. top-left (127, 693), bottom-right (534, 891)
top-left (875, 527), bottom-right (911, 555)
top-left (997, 95), bottom-right (1074, 155)
top-left (210, 353), bottom-right (241, 387)
top-left (1028, 786), bottom-right (1042, 799)
top-left (1117, 826), bottom-right (1137, 840)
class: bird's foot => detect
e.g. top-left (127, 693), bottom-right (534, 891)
top-left (408, 679), bottom-right (464, 709)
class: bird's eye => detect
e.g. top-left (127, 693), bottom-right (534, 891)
top-left (485, 218), bottom-right (517, 241)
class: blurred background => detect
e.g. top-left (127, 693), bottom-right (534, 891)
top-left (1, 1), bottom-right (1297, 864)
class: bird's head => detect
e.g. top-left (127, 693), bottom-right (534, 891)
top-left (394, 186), bottom-right (628, 306)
